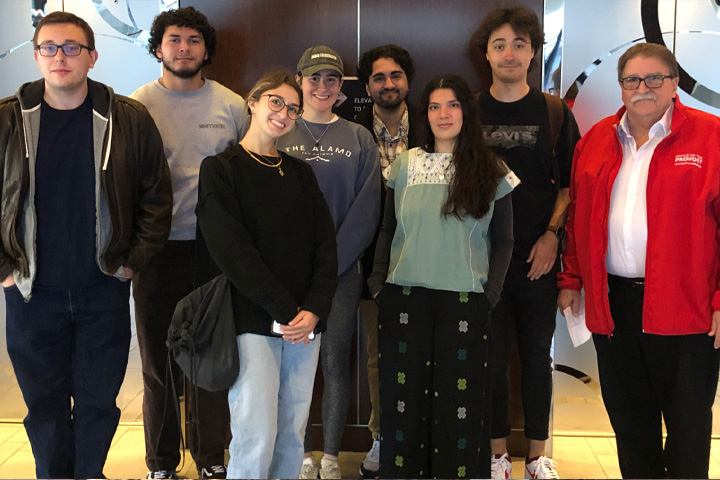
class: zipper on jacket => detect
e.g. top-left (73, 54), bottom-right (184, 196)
top-left (19, 101), bottom-right (41, 300)
top-left (102, 114), bottom-right (112, 171)
top-left (639, 129), bottom-right (676, 334)
top-left (22, 122), bottom-right (29, 159)
top-left (601, 126), bottom-right (623, 335)
top-left (95, 106), bottom-right (114, 276)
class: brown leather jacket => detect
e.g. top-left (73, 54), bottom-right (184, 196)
top-left (0, 78), bottom-right (172, 298)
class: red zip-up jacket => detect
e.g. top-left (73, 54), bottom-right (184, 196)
top-left (558, 97), bottom-right (720, 335)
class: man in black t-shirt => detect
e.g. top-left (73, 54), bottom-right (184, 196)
top-left (0, 12), bottom-right (171, 479)
top-left (473, 6), bottom-right (580, 480)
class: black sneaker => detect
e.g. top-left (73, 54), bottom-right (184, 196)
top-left (199, 465), bottom-right (227, 479)
top-left (359, 438), bottom-right (380, 478)
top-left (147, 470), bottom-right (176, 479)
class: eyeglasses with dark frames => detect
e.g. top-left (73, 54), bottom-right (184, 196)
top-left (619, 74), bottom-right (675, 90)
top-left (36, 43), bottom-right (91, 57)
top-left (261, 94), bottom-right (303, 119)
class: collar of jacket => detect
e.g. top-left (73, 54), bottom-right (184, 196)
top-left (15, 77), bottom-right (114, 118)
top-left (612, 95), bottom-right (688, 134)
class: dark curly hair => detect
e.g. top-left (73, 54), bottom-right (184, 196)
top-left (148, 7), bottom-right (216, 66)
top-left (419, 74), bottom-right (505, 219)
top-left (472, 5), bottom-right (543, 72)
top-left (357, 44), bottom-right (415, 85)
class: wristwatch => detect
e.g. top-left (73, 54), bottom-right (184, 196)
top-left (546, 225), bottom-right (565, 241)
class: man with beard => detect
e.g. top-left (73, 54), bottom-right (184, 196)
top-left (474, 6), bottom-right (580, 479)
top-left (354, 44), bottom-right (418, 479)
top-left (130, 7), bottom-right (247, 480)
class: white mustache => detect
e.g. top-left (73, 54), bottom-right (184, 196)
top-left (631, 92), bottom-right (657, 103)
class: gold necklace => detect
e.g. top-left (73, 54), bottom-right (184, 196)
top-left (241, 144), bottom-right (284, 176)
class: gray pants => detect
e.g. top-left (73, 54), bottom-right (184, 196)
top-left (303, 262), bottom-right (363, 455)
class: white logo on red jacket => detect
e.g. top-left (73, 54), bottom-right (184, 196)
top-left (674, 154), bottom-right (703, 168)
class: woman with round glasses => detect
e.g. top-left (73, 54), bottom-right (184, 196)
top-left (276, 45), bottom-right (380, 479)
top-left (368, 74), bottom-right (517, 478)
top-left (196, 69), bottom-right (338, 479)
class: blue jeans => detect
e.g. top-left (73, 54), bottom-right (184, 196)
top-left (227, 333), bottom-right (321, 479)
top-left (4, 279), bottom-right (131, 479)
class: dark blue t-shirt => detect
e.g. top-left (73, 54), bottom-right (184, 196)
top-left (34, 96), bottom-right (105, 287)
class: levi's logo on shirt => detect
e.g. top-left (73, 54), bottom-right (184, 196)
top-left (674, 153), bottom-right (703, 168)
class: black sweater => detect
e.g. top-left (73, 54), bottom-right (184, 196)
top-left (196, 145), bottom-right (338, 336)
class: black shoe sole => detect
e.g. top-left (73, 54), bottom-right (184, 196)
top-left (359, 465), bottom-right (379, 479)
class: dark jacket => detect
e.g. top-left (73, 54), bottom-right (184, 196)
top-left (0, 78), bottom-right (172, 298)
top-left (353, 103), bottom-right (420, 298)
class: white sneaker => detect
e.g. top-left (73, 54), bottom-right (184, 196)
top-left (491, 453), bottom-right (512, 479)
top-left (146, 471), bottom-right (176, 479)
top-left (319, 457), bottom-right (342, 479)
top-left (525, 456), bottom-right (559, 479)
top-left (299, 457), bottom-right (319, 479)
top-left (360, 439), bottom-right (380, 478)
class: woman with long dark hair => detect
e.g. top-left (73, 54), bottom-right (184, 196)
top-left (368, 73), bottom-right (517, 479)
top-left (196, 70), bottom-right (337, 479)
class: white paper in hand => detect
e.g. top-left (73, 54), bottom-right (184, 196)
top-left (563, 292), bottom-right (591, 347)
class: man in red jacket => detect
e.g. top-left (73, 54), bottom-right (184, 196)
top-left (558, 43), bottom-right (720, 479)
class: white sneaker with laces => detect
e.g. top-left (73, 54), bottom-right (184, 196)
top-left (491, 453), bottom-right (512, 479)
top-left (299, 457), bottom-right (319, 479)
top-left (525, 456), bottom-right (559, 479)
top-left (360, 438), bottom-right (380, 478)
top-left (319, 457), bottom-right (342, 479)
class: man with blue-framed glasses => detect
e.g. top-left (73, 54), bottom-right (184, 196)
top-left (0, 11), bottom-right (172, 479)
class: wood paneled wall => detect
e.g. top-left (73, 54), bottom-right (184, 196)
top-left (183, 0), bottom-right (543, 102)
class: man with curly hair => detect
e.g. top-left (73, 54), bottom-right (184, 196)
top-left (354, 44), bottom-right (418, 479)
top-left (130, 7), bottom-right (248, 479)
top-left (473, 5), bottom-right (580, 479)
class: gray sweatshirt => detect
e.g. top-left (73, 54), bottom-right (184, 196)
top-left (131, 78), bottom-right (248, 240)
top-left (278, 117), bottom-right (380, 275)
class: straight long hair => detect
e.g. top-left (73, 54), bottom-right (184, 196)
top-left (419, 74), bottom-right (505, 219)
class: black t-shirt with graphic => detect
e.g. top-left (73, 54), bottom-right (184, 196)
top-left (478, 87), bottom-right (579, 260)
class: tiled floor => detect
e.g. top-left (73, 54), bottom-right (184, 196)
top-left (0, 422), bottom-right (719, 479)
top-left (2, 312), bottom-right (720, 478)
